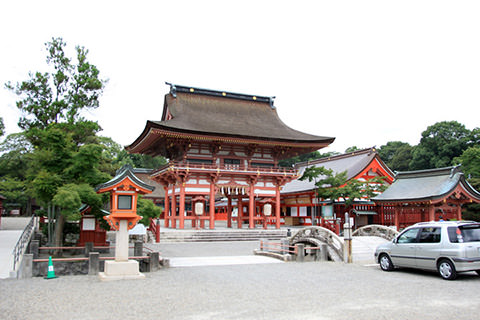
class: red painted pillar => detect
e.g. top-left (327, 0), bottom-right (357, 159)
top-left (394, 206), bottom-right (400, 231)
top-left (164, 186), bottom-right (170, 228)
top-left (275, 186), bottom-right (281, 229)
top-left (249, 186), bottom-right (255, 229)
top-left (380, 205), bottom-right (384, 226)
top-left (227, 196), bottom-right (232, 228)
top-left (179, 184), bottom-right (185, 229)
top-left (209, 183), bottom-right (215, 229)
top-left (428, 205), bottom-right (435, 221)
top-left (171, 185), bottom-right (176, 229)
top-left (238, 196), bottom-right (243, 229)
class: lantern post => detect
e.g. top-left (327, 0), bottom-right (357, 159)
top-left (95, 165), bottom-right (155, 281)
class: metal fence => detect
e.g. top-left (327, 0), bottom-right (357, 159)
top-left (12, 215), bottom-right (36, 271)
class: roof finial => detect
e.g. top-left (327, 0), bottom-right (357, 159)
top-left (166, 82), bottom-right (177, 98)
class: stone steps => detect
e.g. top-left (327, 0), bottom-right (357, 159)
top-left (159, 229), bottom-right (287, 242)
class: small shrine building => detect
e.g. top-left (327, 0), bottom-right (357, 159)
top-left (126, 84), bottom-right (335, 229)
top-left (373, 166), bottom-right (480, 230)
top-left (281, 147), bottom-right (395, 229)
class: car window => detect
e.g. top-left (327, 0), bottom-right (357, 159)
top-left (397, 228), bottom-right (420, 244)
top-left (418, 227), bottom-right (441, 243)
top-left (448, 225), bottom-right (480, 243)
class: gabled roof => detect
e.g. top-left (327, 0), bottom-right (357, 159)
top-left (281, 147), bottom-right (394, 194)
top-left (126, 83), bottom-right (335, 156)
top-left (95, 165), bottom-right (155, 194)
top-left (372, 166), bottom-right (480, 203)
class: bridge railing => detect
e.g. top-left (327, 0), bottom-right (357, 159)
top-left (11, 215), bottom-right (36, 273)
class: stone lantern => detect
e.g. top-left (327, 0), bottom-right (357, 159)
top-left (95, 165), bottom-right (155, 281)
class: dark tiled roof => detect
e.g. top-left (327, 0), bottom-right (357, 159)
top-left (95, 165), bottom-right (155, 193)
top-left (126, 84), bottom-right (335, 153)
top-left (372, 166), bottom-right (480, 203)
top-left (282, 148), bottom-right (390, 194)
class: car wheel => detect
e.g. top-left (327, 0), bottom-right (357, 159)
top-left (437, 259), bottom-right (457, 280)
top-left (379, 254), bottom-right (394, 271)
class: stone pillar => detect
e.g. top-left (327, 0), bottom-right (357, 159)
top-left (30, 240), bottom-right (39, 259)
top-left (85, 242), bottom-right (94, 257)
top-left (134, 241), bottom-right (143, 257)
top-left (116, 220), bottom-right (129, 262)
top-left (89, 252), bottom-right (100, 275)
top-left (21, 254), bottom-right (33, 279)
top-left (149, 252), bottom-right (160, 272)
top-left (296, 244), bottom-right (305, 262)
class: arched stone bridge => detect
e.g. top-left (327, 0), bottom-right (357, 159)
top-left (352, 224), bottom-right (398, 241)
top-left (287, 225), bottom-right (398, 263)
top-left (288, 226), bottom-right (344, 262)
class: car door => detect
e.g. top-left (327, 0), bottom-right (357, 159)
top-left (390, 227), bottom-right (420, 268)
top-left (415, 227), bottom-right (442, 271)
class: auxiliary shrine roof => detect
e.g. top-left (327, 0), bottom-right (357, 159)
top-left (372, 166), bottom-right (480, 204)
top-left (126, 84), bottom-right (335, 156)
top-left (281, 147), bottom-right (394, 194)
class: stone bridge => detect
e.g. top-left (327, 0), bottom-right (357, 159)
top-left (288, 226), bottom-right (344, 262)
top-left (352, 224), bottom-right (398, 241)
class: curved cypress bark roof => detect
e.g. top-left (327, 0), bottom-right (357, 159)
top-left (126, 84), bottom-right (335, 156)
top-left (372, 166), bottom-right (480, 203)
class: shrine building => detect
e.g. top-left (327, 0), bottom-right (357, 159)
top-left (281, 147), bottom-right (395, 230)
top-left (126, 83), bottom-right (335, 229)
top-left (373, 166), bottom-right (480, 230)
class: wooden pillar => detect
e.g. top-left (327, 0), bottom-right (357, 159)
top-left (380, 205), bottom-right (385, 226)
top-left (275, 185), bottom-right (281, 229)
top-left (164, 186), bottom-right (170, 228)
top-left (394, 206), bottom-right (400, 231)
top-left (209, 183), bottom-right (215, 229)
top-left (456, 205), bottom-right (462, 220)
top-left (171, 185), bottom-right (176, 229)
top-left (249, 186), bottom-right (255, 229)
top-left (237, 196), bottom-right (243, 229)
top-left (227, 196), bottom-right (232, 228)
top-left (179, 183), bottom-right (186, 229)
top-left (428, 204), bottom-right (435, 221)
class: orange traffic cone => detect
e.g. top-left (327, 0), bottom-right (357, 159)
top-left (44, 256), bottom-right (58, 279)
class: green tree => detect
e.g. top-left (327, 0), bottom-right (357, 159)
top-left (300, 166), bottom-right (387, 207)
top-left (0, 117), bottom-right (4, 137)
top-left (137, 197), bottom-right (162, 226)
top-left (5, 37), bottom-right (108, 248)
top-left (410, 121), bottom-right (471, 170)
top-left (278, 150), bottom-right (340, 168)
top-left (378, 141), bottom-right (413, 172)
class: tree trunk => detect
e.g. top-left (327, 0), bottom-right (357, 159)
top-left (54, 209), bottom-right (65, 256)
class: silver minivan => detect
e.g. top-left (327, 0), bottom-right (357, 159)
top-left (374, 221), bottom-right (480, 280)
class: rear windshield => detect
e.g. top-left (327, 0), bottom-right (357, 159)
top-left (447, 225), bottom-right (480, 243)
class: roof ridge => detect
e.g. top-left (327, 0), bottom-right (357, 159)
top-left (296, 147), bottom-right (377, 167)
top-left (166, 82), bottom-right (276, 108)
top-left (395, 165), bottom-right (461, 179)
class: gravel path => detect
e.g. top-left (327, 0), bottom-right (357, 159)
top-left (1, 260), bottom-right (479, 319)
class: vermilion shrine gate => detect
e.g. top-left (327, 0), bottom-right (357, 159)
top-left (126, 83), bottom-right (334, 229)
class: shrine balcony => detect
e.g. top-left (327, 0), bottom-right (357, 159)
top-left (152, 161), bottom-right (298, 177)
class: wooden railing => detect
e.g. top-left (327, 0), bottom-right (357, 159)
top-left (153, 161), bottom-right (297, 175)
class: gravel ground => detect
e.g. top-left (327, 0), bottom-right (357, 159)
top-left (1, 259), bottom-right (480, 320)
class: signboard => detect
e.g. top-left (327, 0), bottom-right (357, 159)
top-left (82, 218), bottom-right (96, 231)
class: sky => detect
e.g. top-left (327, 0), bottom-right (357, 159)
top-left (1, 1), bottom-right (479, 154)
